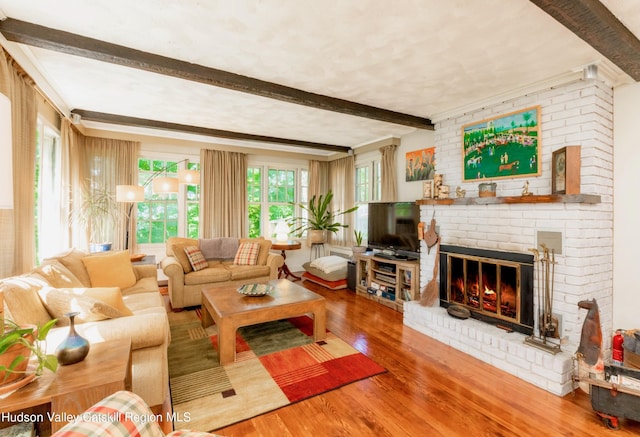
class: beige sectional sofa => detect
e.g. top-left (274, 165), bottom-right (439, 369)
top-left (0, 248), bottom-right (169, 408)
top-left (161, 237), bottom-right (284, 309)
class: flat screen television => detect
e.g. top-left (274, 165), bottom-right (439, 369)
top-left (367, 202), bottom-right (420, 259)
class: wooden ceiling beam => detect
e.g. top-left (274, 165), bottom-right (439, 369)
top-left (530, 0), bottom-right (640, 81)
top-left (71, 109), bottom-right (353, 154)
top-left (0, 18), bottom-right (434, 130)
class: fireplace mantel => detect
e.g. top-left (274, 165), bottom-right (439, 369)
top-left (416, 193), bottom-right (600, 206)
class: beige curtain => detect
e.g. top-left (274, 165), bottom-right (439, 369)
top-left (0, 48), bottom-right (37, 275)
top-left (200, 149), bottom-right (248, 238)
top-left (72, 136), bottom-right (139, 251)
top-left (60, 119), bottom-right (85, 250)
top-left (308, 160), bottom-right (329, 201)
top-left (0, 49), bottom-right (13, 277)
top-left (328, 155), bottom-right (355, 246)
top-left (380, 144), bottom-right (398, 201)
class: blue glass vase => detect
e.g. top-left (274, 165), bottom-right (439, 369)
top-left (55, 312), bottom-right (90, 365)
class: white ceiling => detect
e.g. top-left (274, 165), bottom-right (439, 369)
top-left (0, 0), bottom-right (637, 156)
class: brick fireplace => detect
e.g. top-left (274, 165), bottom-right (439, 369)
top-left (403, 77), bottom-right (614, 396)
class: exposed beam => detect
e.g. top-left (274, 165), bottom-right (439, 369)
top-left (530, 0), bottom-right (640, 81)
top-left (0, 18), bottom-right (434, 130)
top-left (72, 109), bottom-right (352, 153)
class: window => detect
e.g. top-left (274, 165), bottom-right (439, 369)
top-left (136, 158), bottom-right (199, 244)
top-left (247, 165), bottom-right (307, 238)
top-left (354, 159), bottom-right (381, 240)
top-left (35, 118), bottom-right (62, 262)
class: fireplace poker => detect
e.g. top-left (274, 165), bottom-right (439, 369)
top-left (529, 248), bottom-right (542, 338)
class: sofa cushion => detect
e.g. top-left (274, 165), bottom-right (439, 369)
top-left (33, 261), bottom-right (84, 288)
top-left (302, 271), bottom-right (348, 290)
top-left (226, 264), bottom-right (271, 281)
top-left (0, 274), bottom-right (52, 327)
top-left (38, 286), bottom-right (130, 325)
top-left (184, 246), bottom-right (208, 271)
top-left (239, 237), bottom-right (272, 265)
top-left (122, 292), bottom-right (165, 312)
top-left (81, 250), bottom-right (137, 289)
top-left (172, 241), bottom-right (195, 273)
top-left (199, 237), bottom-right (239, 260)
top-left (233, 242), bottom-right (261, 266)
top-left (122, 276), bottom-right (159, 296)
top-left (302, 261), bottom-right (348, 282)
top-left (45, 248), bottom-right (92, 287)
top-left (184, 267), bottom-right (231, 285)
top-left (309, 255), bottom-right (348, 274)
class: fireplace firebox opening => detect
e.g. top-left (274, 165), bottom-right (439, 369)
top-left (439, 245), bottom-right (534, 335)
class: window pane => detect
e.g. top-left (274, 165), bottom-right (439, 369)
top-left (248, 204), bottom-right (261, 238)
top-left (187, 204), bottom-right (200, 239)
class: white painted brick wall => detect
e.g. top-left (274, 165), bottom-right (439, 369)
top-left (408, 78), bottom-right (613, 396)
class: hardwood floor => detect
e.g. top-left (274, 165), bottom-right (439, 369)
top-left (215, 282), bottom-right (640, 437)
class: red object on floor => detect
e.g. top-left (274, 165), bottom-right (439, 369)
top-left (302, 271), bottom-right (347, 290)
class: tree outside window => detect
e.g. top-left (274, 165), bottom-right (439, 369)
top-left (247, 166), bottom-right (306, 238)
top-left (355, 160), bottom-right (381, 240)
top-left (136, 158), bottom-right (199, 244)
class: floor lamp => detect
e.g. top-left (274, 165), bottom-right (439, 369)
top-left (116, 160), bottom-right (200, 250)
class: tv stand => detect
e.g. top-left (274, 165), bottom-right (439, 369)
top-left (353, 252), bottom-right (420, 312)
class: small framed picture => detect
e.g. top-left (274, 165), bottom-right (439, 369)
top-left (422, 180), bottom-right (434, 198)
top-left (552, 146), bottom-right (581, 194)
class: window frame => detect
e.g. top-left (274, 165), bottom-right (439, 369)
top-left (247, 161), bottom-right (308, 239)
top-left (135, 153), bottom-right (199, 249)
top-left (354, 153), bottom-right (381, 241)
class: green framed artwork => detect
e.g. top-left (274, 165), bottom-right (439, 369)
top-left (462, 106), bottom-right (541, 181)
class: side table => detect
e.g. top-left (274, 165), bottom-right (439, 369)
top-left (0, 339), bottom-right (132, 435)
top-left (271, 240), bottom-right (302, 281)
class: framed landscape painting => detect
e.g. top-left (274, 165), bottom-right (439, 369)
top-left (462, 106), bottom-right (541, 181)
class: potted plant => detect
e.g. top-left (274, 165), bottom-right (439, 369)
top-left (352, 230), bottom-right (367, 254)
top-left (287, 190), bottom-right (358, 244)
top-left (0, 319), bottom-right (58, 387)
top-left (70, 185), bottom-right (121, 252)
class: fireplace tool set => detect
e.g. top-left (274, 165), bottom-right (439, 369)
top-left (524, 243), bottom-right (561, 354)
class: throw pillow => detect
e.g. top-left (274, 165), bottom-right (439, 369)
top-left (81, 251), bottom-right (137, 289)
top-left (239, 237), bottom-right (271, 265)
top-left (33, 261), bottom-right (85, 288)
top-left (233, 242), bottom-right (261, 266)
top-left (184, 246), bottom-right (209, 271)
top-left (37, 286), bottom-right (129, 325)
top-left (309, 255), bottom-right (348, 274)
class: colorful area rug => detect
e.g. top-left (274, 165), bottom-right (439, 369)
top-left (167, 309), bottom-right (386, 432)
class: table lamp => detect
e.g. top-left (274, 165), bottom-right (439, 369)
top-left (274, 220), bottom-right (290, 242)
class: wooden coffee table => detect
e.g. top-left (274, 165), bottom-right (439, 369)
top-left (201, 279), bottom-right (326, 365)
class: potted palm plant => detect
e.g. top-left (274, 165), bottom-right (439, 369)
top-left (288, 190), bottom-right (358, 244)
top-left (0, 319), bottom-right (58, 388)
top-left (352, 230), bottom-right (367, 254)
top-left (70, 185), bottom-right (121, 252)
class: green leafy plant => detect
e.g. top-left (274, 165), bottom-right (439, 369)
top-left (70, 184), bottom-right (121, 244)
top-left (287, 190), bottom-right (358, 237)
top-left (354, 230), bottom-right (364, 246)
top-left (0, 319), bottom-right (59, 383)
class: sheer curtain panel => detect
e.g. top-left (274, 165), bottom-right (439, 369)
top-left (380, 144), bottom-right (398, 202)
top-left (0, 48), bottom-right (37, 275)
top-left (328, 155), bottom-right (355, 246)
top-left (200, 149), bottom-right (248, 238)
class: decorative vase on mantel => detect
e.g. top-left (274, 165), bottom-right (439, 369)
top-left (55, 312), bottom-right (90, 366)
